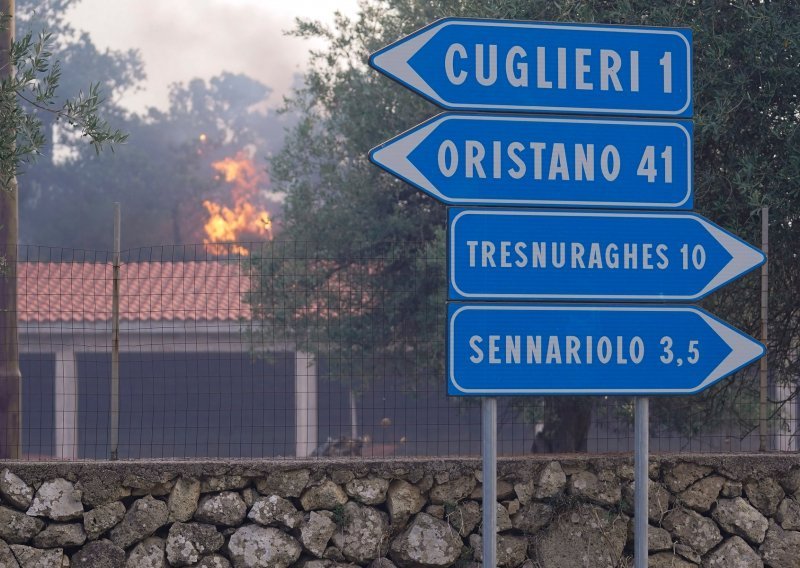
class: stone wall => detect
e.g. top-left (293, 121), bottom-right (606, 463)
top-left (0, 455), bottom-right (797, 567)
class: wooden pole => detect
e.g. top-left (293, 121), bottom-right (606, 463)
top-left (0, 0), bottom-right (20, 459)
top-left (110, 203), bottom-right (120, 459)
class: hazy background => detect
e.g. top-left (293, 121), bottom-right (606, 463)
top-left (19, 0), bottom-right (360, 251)
top-left (64, 0), bottom-right (360, 113)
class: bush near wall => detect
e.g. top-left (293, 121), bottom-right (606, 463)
top-left (0, 456), bottom-right (798, 567)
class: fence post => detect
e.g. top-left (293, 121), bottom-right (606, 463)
top-left (295, 351), bottom-right (318, 457)
top-left (110, 203), bottom-right (121, 460)
top-left (55, 349), bottom-right (78, 459)
top-left (759, 206), bottom-right (769, 452)
top-left (349, 390), bottom-right (359, 440)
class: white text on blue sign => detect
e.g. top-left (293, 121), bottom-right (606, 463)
top-left (447, 209), bottom-right (765, 301)
top-left (371, 114), bottom-right (692, 208)
top-left (447, 304), bottom-right (764, 395)
top-left (370, 19), bottom-right (692, 116)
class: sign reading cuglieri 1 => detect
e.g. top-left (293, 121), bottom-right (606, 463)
top-left (370, 18), bottom-right (692, 117)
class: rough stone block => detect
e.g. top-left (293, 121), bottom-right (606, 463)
top-left (534, 462), bottom-right (566, 499)
top-left (744, 477), bottom-right (785, 517)
top-left (255, 469), bottom-right (310, 498)
top-left (300, 480), bottom-right (348, 512)
top-left (345, 477), bottom-right (389, 505)
top-left (83, 501), bottom-right (126, 541)
top-left (678, 475), bottom-right (724, 512)
top-left (390, 512), bottom-right (462, 568)
top-left (10, 544), bottom-right (68, 568)
top-left (534, 504), bottom-right (627, 568)
top-left (0, 469), bottom-right (33, 511)
top-left (194, 491), bottom-right (247, 527)
top-left (71, 539), bottom-right (125, 568)
top-left (27, 478), bottom-right (83, 521)
top-left (331, 502), bottom-right (389, 564)
top-left (167, 477), bottom-right (200, 523)
top-left (662, 507), bottom-right (722, 555)
top-left (711, 497), bottom-right (769, 544)
top-left (165, 522), bottom-right (224, 566)
top-left (0, 505), bottom-right (46, 544)
top-left (759, 520), bottom-right (800, 568)
top-left (228, 525), bottom-right (302, 568)
top-left (125, 536), bottom-right (166, 568)
top-left (33, 522), bottom-right (86, 548)
top-left (109, 495), bottom-right (168, 549)
top-left (663, 462), bottom-right (712, 493)
top-left (704, 536), bottom-right (763, 568)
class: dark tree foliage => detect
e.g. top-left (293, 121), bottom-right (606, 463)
top-left (1, 0), bottom-right (130, 189)
top-left (249, 0), bottom-right (799, 451)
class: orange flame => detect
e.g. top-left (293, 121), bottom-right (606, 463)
top-left (202, 152), bottom-right (273, 256)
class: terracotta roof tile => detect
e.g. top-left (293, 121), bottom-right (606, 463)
top-left (19, 262), bottom-right (251, 323)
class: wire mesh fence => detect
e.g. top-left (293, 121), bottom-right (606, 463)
top-left (2, 242), bottom-right (797, 460)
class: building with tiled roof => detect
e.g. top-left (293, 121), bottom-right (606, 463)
top-left (19, 261), bottom-right (251, 323)
top-left (18, 261), bottom-right (317, 460)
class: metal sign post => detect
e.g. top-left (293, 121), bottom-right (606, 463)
top-left (482, 398), bottom-right (497, 567)
top-left (634, 397), bottom-right (649, 568)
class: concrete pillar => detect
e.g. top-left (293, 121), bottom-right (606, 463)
top-left (55, 349), bottom-right (78, 459)
top-left (773, 380), bottom-right (798, 452)
top-left (295, 351), bottom-right (318, 457)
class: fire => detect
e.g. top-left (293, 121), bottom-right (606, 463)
top-left (202, 152), bottom-right (273, 256)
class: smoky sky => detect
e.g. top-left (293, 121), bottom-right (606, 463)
top-left (65, 0), bottom-right (360, 113)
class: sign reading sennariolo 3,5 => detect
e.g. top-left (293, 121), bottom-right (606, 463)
top-left (370, 18), bottom-right (692, 116)
top-left (447, 303), bottom-right (765, 396)
top-left (370, 113), bottom-right (692, 209)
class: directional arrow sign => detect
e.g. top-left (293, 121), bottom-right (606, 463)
top-left (448, 209), bottom-right (765, 301)
top-left (447, 303), bottom-right (765, 395)
top-left (370, 18), bottom-right (692, 117)
top-left (371, 113), bottom-right (693, 209)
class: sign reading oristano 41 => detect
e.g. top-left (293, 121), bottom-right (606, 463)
top-left (370, 113), bottom-right (693, 209)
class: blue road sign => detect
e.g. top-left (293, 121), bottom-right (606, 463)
top-left (447, 303), bottom-right (765, 395)
top-left (371, 113), bottom-right (693, 209)
top-left (370, 18), bottom-right (692, 117)
top-left (448, 209), bottom-right (765, 302)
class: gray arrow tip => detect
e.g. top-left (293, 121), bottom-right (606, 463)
top-left (698, 312), bottom-right (765, 391)
top-left (370, 120), bottom-right (442, 198)
top-left (370, 24), bottom-right (443, 102)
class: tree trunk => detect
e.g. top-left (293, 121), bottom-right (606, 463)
top-left (0, 0), bottom-right (20, 459)
top-left (531, 398), bottom-right (593, 453)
